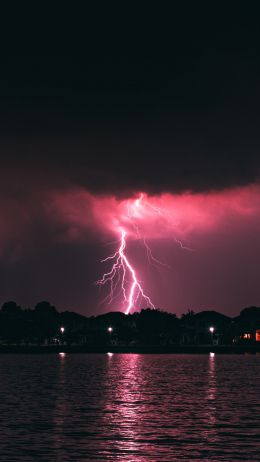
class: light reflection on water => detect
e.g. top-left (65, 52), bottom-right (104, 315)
top-left (0, 354), bottom-right (259, 461)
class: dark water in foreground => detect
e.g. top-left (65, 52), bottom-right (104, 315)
top-left (0, 354), bottom-right (260, 461)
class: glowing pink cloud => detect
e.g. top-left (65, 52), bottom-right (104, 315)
top-left (48, 184), bottom-right (260, 242)
top-left (0, 181), bottom-right (260, 315)
top-left (43, 184), bottom-right (260, 314)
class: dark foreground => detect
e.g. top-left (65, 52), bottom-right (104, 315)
top-left (1, 344), bottom-right (260, 354)
top-left (0, 353), bottom-right (259, 461)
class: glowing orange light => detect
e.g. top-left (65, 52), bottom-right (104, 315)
top-left (243, 333), bottom-right (251, 339)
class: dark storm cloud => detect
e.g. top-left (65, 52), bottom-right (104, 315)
top-left (1, 7), bottom-right (260, 195)
top-left (1, 119), bottom-right (259, 197)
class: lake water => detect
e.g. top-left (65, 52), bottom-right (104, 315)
top-left (0, 354), bottom-right (259, 461)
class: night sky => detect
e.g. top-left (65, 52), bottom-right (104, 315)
top-left (1, 6), bottom-right (260, 316)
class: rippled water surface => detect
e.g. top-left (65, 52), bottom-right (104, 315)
top-left (0, 354), bottom-right (260, 461)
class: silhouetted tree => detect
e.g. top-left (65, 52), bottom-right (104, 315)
top-left (34, 301), bottom-right (57, 316)
top-left (0, 301), bottom-right (24, 343)
top-left (34, 301), bottom-right (59, 343)
top-left (0, 301), bottom-right (258, 347)
top-left (136, 308), bottom-right (180, 345)
top-left (235, 306), bottom-right (260, 334)
top-left (1, 301), bottom-right (22, 315)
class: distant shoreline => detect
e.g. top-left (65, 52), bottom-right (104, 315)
top-left (1, 345), bottom-right (260, 354)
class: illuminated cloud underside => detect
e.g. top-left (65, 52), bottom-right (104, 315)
top-left (47, 184), bottom-right (260, 313)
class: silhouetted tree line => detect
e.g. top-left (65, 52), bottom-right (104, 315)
top-left (0, 300), bottom-right (260, 346)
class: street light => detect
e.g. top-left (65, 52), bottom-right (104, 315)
top-left (209, 326), bottom-right (215, 344)
top-left (60, 326), bottom-right (65, 334)
top-left (107, 326), bottom-right (113, 346)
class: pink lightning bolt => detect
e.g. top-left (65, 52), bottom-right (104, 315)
top-left (96, 228), bottom-right (155, 315)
